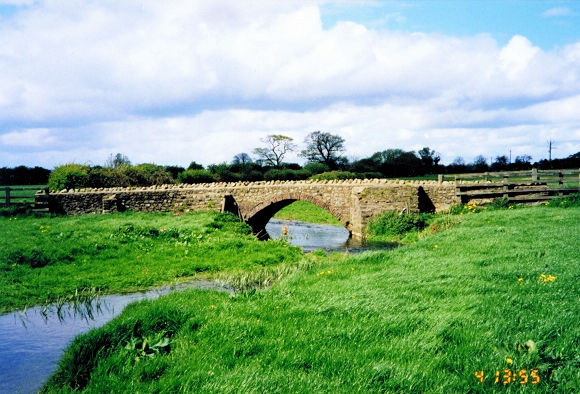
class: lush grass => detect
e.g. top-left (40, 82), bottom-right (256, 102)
top-left (43, 206), bottom-right (580, 392)
top-left (0, 211), bottom-right (304, 313)
top-left (273, 200), bottom-right (342, 225)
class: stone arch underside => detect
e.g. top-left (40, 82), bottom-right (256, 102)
top-left (241, 193), bottom-right (350, 240)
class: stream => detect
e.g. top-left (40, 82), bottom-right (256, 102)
top-left (0, 281), bottom-right (232, 394)
top-left (0, 220), bottom-right (382, 393)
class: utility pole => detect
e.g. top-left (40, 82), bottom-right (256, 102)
top-left (548, 139), bottom-right (554, 161)
top-left (509, 149), bottom-right (512, 163)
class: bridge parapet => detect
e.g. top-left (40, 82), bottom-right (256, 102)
top-left (40, 179), bottom-right (458, 239)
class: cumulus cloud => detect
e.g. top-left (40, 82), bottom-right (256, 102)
top-left (0, 0), bottom-right (579, 167)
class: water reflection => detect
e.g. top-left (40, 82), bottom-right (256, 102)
top-left (265, 219), bottom-right (396, 253)
top-left (0, 280), bottom-right (231, 394)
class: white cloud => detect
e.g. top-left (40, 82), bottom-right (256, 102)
top-left (542, 7), bottom-right (573, 17)
top-left (0, 128), bottom-right (55, 147)
top-left (0, 0), bottom-right (579, 168)
top-left (499, 35), bottom-right (540, 80)
top-left (0, 0), bottom-right (35, 5)
top-left (1, 0), bottom-right (578, 120)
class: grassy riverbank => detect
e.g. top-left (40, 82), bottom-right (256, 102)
top-left (0, 211), bottom-right (304, 313)
top-left (43, 205), bottom-right (579, 392)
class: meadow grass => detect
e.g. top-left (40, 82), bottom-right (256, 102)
top-left (43, 205), bottom-right (580, 392)
top-left (273, 200), bottom-right (342, 225)
top-left (0, 211), bottom-right (304, 313)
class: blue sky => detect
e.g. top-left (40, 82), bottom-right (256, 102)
top-left (321, 1), bottom-right (580, 49)
top-left (0, 0), bottom-right (579, 169)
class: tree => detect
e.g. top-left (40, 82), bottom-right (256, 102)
top-left (207, 163), bottom-right (240, 182)
top-left (452, 157), bottom-right (465, 166)
top-left (369, 149), bottom-right (422, 177)
top-left (491, 155), bottom-right (509, 171)
top-left (232, 153), bottom-right (252, 165)
top-left (513, 155), bottom-right (533, 170)
top-left (300, 131), bottom-right (345, 169)
top-left (471, 155), bottom-right (489, 172)
top-left (417, 147), bottom-right (440, 171)
top-left (106, 153), bottom-right (130, 168)
top-left (164, 166), bottom-right (185, 179)
top-left (515, 155), bottom-right (532, 164)
top-left (253, 134), bottom-right (296, 168)
top-left (447, 157), bottom-right (468, 173)
top-left (187, 161), bottom-right (204, 170)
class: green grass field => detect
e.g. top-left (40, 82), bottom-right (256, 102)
top-left (38, 204), bottom-right (579, 393)
top-left (273, 200), bottom-right (342, 225)
top-left (0, 211), bottom-right (304, 313)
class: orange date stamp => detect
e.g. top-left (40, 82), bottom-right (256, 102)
top-left (474, 369), bottom-right (540, 385)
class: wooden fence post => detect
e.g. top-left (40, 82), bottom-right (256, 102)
top-left (559, 172), bottom-right (564, 196)
top-left (4, 187), bottom-right (10, 208)
top-left (437, 174), bottom-right (443, 184)
top-left (532, 168), bottom-right (538, 182)
top-left (503, 175), bottom-right (509, 199)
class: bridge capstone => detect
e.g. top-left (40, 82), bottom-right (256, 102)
top-left (37, 179), bottom-right (458, 239)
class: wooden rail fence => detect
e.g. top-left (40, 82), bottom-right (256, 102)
top-left (437, 169), bottom-right (580, 204)
top-left (1, 186), bottom-right (48, 210)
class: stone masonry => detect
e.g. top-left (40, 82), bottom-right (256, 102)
top-left (36, 179), bottom-right (459, 239)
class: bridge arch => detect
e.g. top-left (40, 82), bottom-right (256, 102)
top-left (242, 193), bottom-right (350, 240)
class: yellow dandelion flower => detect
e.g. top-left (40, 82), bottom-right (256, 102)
top-left (518, 277), bottom-right (524, 282)
top-left (506, 358), bottom-right (513, 364)
top-left (434, 244), bottom-right (438, 249)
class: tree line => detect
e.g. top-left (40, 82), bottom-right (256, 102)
top-left (2, 135), bottom-right (579, 189)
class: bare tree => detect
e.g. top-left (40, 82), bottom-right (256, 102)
top-left (253, 134), bottom-right (296, 168)
top-left (232, 153), bottom-right (252, 165)
top-left (300, 131), bottom-right (345, 169)
top-left (105, 153), bottom-right (130, 168)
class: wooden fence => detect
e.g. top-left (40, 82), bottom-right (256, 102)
top-left (437, 169), bottom-right (580, 204)
top-left (1, 186), bottom-right (47, 209)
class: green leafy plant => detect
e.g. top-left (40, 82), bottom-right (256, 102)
top-left (546, 193), bottom-right (580, 208)
top-left (366, 211), bottom-right (428, 238)
top-left (48, 164), bottom-right (90, 191)
top-left (489, 197), bottom-right (510, 210)
top-left (177, 169), bottom-right (216, 184)
top-left (309, 171), bottom-right (359, 180)
top-left (8, 248), bottom-right (57, 268)
top-left (263, 169), bottom-right (310, 181)
top-left (124, 331), bottom-right (171, 362)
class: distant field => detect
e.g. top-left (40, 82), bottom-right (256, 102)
top-left (0, 185), bottom-right (44, 205)
top-left (273, 200), bottom-right (342, 225)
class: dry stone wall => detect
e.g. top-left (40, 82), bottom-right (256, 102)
top-left (39, 179), bottom-right (459, 238)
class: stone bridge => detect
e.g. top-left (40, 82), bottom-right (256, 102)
top-left (36, 179), bottom-right (458, 239)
